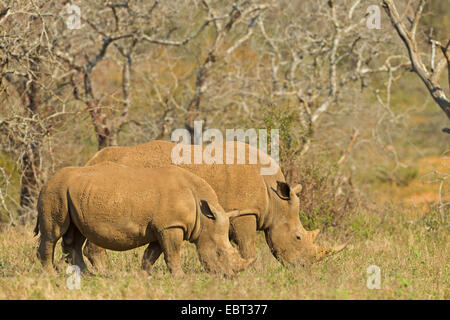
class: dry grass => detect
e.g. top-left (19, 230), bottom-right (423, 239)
top-left (0, 207), bottom-right (447, 300)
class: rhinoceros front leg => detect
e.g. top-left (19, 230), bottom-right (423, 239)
top-left (83, 240), bottom-right (106, 271)
top-left (229, 215), bottom-right (257, 260)
top-left (142, 242), bottom-right (162, 274)
top-left (158, 228), bottom-right (185, 277)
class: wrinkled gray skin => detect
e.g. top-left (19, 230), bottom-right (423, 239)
top-left (35, 162), bottom-right (254, 277)
top-left (82, 141), bottom-right (347, 268)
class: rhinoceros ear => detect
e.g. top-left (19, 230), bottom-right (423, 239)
top-left (292, 184), bottom-right (303, 195)
top-left (200, 200), bottom-right (216, 220)
top-left (273, 181), bottom-right (291, 200)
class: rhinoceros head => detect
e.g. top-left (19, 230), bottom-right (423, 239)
top-left (265, 181), bottom-right (348, 266)
top-left (194, 200), bottom-right (255, 276)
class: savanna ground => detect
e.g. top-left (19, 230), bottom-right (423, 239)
top-left (0, 0), bottom-right (449, 300)
top-left (0, 199), bottom-right (448, 299)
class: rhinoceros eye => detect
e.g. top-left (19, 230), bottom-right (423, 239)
top-left (296, 235), bottom-right (301, 240)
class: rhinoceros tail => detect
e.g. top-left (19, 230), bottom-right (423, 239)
top-left (33, 214), bottom-right (40, 237)
top-left (34, 187), bottom-right (44, 237)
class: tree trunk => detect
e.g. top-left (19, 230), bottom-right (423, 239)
top-left (18, 57), bottom-right (42, 222)
top-left (19, 142), bottom-right (41, 222)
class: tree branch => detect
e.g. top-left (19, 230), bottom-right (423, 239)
top-left (383, 0), bottom-right (450, 120)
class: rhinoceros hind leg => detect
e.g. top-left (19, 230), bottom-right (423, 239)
top-left (37, 220), bottom-right (68, 272)
top-left (61, 223), bottom-right (75, 264)
top-left (67, 227), bottom-right (88, 272)
top-left (83, 240), bottom-right (106, 271)
top-left (37, 235), bottom-right (57, 272)
top-left (61, 223), bottom-right (87, 271)
top-left (158, 228), bottom-right (185, 278)
top-left (142, 242), bottom-right (162, 274)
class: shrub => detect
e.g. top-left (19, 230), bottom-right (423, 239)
top-left (291, 160), bottom-right (360, 230)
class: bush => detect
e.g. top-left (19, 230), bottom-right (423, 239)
top-left (291, 160), bottom-right (360, 230)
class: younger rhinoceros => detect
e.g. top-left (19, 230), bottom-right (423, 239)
top-left (83, 141), bottom-right (348, 268)
top-left (34, 162), bottom-right (254, 277)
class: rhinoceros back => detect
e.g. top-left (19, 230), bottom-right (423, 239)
top-left (85, 141), bottom-right (279, 216)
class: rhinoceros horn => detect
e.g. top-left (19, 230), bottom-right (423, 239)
top-left (330, 241), bottom-right (350, 253)
top-left (315, 238), bottom-right (351, 260)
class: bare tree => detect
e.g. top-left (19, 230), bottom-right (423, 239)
top-left (0, 1), bottom-right (72, 221)
top-left (223, 0), bottom-right (406, 180)
top-left (383, 0), bottom-right (450, 125)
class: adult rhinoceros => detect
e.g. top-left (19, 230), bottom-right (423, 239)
top-left (82, 140), bottom-right (347, 269)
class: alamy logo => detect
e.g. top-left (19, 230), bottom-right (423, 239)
top-left (64, 3), bottom-right (81, 30)
top-left (366, 265), bottom-right (381, 289)
top-left (66, 265), bottom-right (81, 290)
top-left (170, 121), bottom-right (280, 175)
top-left (366, 5), bottom-right (381, 30)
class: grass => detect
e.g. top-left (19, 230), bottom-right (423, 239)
top-left (0, 206), bottom-right (447, 299)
